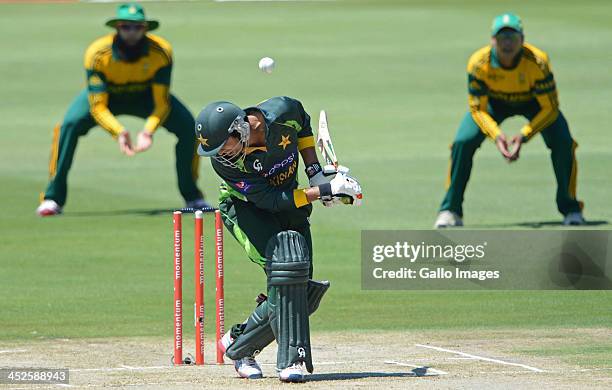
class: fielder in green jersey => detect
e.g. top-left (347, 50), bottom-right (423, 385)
top-left (194, 96), bottom-right (362, 382)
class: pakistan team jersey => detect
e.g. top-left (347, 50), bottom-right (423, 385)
top-left (467, 43), bottom-right (559, 140)
top-left (84, 33), bottom-right (173, 136)
top-left (212, 96), bottom-right (316, 212)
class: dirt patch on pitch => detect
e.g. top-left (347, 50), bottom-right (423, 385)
top-left (0, 329), bottom-right (610, 389)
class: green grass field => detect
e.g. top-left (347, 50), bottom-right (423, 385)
top-left (1, 0), bottom-right (611, 374)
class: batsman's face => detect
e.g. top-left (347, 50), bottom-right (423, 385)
top-left (218, 134), bottom-right (244, 159)
top-left (116, 22), bottom-right (147, 46)
top-left (493, 28), bottom-right (523, 58)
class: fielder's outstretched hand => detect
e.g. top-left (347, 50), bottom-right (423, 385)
top-left (118, 130), bottom-right (135, 156)
top-left (508, 134), bottom-right (523, 162)
top-left (495, 133), bottom-right (512, 161)
top-left (135, 130), bottom-right (154, 153)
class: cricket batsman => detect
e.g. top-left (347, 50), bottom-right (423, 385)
top-left (435, 13), bottom-right (585, 227)
top-left (194, 96), bottom-right (362, 382)
top-left (37, 3), bottom-right (208, 216)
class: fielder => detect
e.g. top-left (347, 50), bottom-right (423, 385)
top-left (37, 3), bottom-right (208, 216)
top-left (435, 13), bottom-right (585, 227)
top-left (194, 96), bottom-right (362, 382)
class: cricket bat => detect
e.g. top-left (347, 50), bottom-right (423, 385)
top-left (317, 110), bottom-right (338, 168)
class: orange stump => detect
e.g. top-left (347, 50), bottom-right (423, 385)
top-left (173, 211), bottom-right (183, 365)
top-left (215, 210), bottom-right (225, 364)
top-left (194, 210), bottom-right (205, 365)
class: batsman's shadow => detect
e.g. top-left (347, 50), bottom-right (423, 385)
top-left (307, 367), bottom-right (435, 382)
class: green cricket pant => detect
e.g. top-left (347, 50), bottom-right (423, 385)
top-left (440, 108), bottom-right (582, 217)
top-left (218, 194), bottom-right (314, 277)
top-left (43, 89), bottom-right (202, 206)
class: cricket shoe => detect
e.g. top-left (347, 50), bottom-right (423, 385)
top-left (434, 210), bottom-right (463, 228)
top-left (36, 199), bottom-right (62, 217)
top-left (219, 332), bottom-right (263, 379)
top-left (563, 212), bottom-right (586, 226)
top-left (279, 362), bottom-right (306, 383)
top-left (185, 198), bottom-right (212, 211)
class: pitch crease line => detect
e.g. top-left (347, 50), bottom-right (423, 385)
top-left (415, 344), bottom-right (546, 373)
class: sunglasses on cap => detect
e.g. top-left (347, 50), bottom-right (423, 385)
top-left (117, 23), bottom-right (146, 32)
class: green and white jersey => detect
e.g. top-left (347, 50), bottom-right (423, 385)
top-left (213, 96), bottom-right (316, 212)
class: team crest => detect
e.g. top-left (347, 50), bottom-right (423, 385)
top-left (278, 134), bottom-right (292, 150)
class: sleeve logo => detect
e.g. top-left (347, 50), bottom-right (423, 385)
top-left (235, 181), bottom-right (252, 194)
top-left (88, 74), bottom-right (103, 87)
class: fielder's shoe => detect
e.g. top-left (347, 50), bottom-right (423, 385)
top-left (279, 362), bottom-right (306, 383)
top-left (185, 198), bottom-right (212, 210)
top-left (36, 199), bottom-right (62, 217)
top-left (563, 212), bottom-right (586, 226)
top-left (434, 210), bottom-right (463, 228)
top-left (219, 332), bottom-right (263, 379)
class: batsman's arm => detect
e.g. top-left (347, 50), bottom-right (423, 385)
top-left (215, 166), bottom-right (320, 212)
top-left (225, 177), bottom-right (318, 211)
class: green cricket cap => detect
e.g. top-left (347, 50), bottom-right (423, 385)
top-left (105, 3), bottom-right (159, 31)
top-left (491, 13), bottom-right (523, 36)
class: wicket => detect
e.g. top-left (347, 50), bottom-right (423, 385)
top-left (173, 209), bottom-right (225, 365)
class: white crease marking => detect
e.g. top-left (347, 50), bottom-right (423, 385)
top-left (415, 344), bottom-right (546, 373)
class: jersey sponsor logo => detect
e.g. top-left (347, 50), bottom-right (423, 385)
top-left (253, 159), bottom-right (263, 172)
top-left (106, 82), bottom-right (150, 94)
top-left (235, 180), bottom-right (252, 194)
top-left (268, 159), bottom-right (297, 187)
top-left (263, 152), bottom-right (296, 177)
top-left (489, 89), bottom-right (534, 103)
